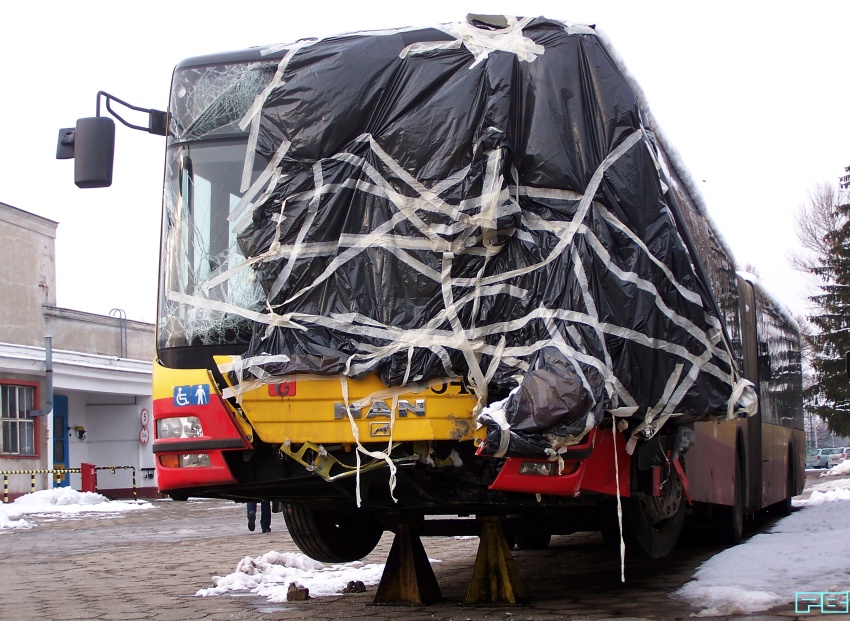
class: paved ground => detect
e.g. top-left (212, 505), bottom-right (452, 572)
top-left (0, 472), bottom-right (835, 621)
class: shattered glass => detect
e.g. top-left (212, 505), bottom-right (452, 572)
top-left (159, 62), bottom-right (285, 350)
top-left (158, 137), bottom-right (267, 349)
top-left (169, 62), bottom-right (277, 141)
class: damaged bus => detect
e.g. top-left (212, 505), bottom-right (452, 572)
top-left (62, 16), bottom-right (804, 564)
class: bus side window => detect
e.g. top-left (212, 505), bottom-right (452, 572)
top-left (757, 341), bottom-right (772, 382)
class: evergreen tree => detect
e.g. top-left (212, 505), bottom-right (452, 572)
top-left (797, 180), bottom-right (850, 435)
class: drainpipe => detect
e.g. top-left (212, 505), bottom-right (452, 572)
top-left (30, 334), bottom-right (54, 417)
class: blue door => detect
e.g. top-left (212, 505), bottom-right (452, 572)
top-left (52, 395), bottom-right (69, 487)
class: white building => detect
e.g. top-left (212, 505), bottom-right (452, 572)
top-left (0, 201), bottom-right (157, 500)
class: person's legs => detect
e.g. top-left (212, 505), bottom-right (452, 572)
top-left (260, 500), bottom-right (272, 533)
top-left (247, 501), bottom-right (258, 531)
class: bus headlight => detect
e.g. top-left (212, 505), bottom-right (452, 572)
top-left (158, 453), bottom-right (211, 468)
top-left (181, 453), bottom-right (211, 468)
top-left (519, 462), bottom-right (555, 476)
top-left (157, 416), bottom-right (203, 439)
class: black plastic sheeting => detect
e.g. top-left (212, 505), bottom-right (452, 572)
top-left (231, 17), bottom-right (742, 455)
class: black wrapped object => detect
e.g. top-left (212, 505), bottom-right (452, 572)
top-left (226, 16), bottom-right (750, 455)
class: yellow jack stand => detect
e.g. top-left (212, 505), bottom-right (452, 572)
top-left (373, 522), bottom-right (442, 605)
top-left (466, 517), bottom-right (526, 605)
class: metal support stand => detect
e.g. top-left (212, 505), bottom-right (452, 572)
top-left (466, 517), bottom-right (526, 605)
top-left (373, 522), bottom-right (442, 605)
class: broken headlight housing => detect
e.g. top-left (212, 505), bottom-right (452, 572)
top-left (157, 416), bottom-right (203, 439)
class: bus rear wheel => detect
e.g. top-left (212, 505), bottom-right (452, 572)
top-left (282, 503), bottom-right (383, 563)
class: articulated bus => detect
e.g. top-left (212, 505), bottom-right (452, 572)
top-left (65, 18), bottom-right (804, 563)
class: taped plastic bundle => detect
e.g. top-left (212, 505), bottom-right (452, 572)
top-left (167, 16), bottom-right (755, 457)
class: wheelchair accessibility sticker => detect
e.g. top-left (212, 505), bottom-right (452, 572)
top-left (174, 384), bottom-right (210, 407)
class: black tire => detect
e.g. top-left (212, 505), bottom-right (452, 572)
top-left (714, 453), bottom-right (744, 545)
top-left (513, 532), bottom-right (551, 550)
top-left (282, 503), bottom-right (383, 563)
top-left (596, 499), bottom-right (622, 551)
top-left (622, 464), bottom-right (686, 559)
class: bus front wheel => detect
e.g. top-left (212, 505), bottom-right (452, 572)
top-left (622, 464), bottom-right (685, 558)
top-left (282, 503), bottom-right (383, 563)
top-left (714, 454), bottom-right (744, 545)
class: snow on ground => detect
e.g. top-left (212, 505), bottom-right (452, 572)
top-left (676, 461), bottom-right (850, 616)
top-left (196, 550), bottom-right (447, 601)
top-left (196, 551), bottom-right (385, 602)
top-left (0, 488), bottom-right (152, 530)
top-left (205, 465), bottom-right (850, 607)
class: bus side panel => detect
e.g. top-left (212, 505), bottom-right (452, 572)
top-left (749, 278), bottom-right (806, 506)
top-left (760, 423), bottom-right (786, 507)
top-left (761, 424), bottom-right (806, 506)
top-left (685, 419), bottom-right (739, 506)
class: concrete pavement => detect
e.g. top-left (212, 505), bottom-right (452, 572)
top-left (0, 482), bottom-right (826, 621)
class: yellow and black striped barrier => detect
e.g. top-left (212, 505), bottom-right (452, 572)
top-left (0, 466), bottom-right (137, 503)
top-left (1, 469), bottom-right (81, 503)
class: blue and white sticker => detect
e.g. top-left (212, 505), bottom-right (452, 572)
top-left (173, 384), bottom-right (210, 407)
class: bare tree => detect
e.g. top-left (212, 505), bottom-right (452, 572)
top-left (738, 262), bottom-right (762, 279)
top-left (793, 312), bottom-right (816, 362)
top-left (791, 182), bottom-right (841, 273)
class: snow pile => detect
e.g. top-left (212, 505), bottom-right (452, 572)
top-left (0, 488), bottom-right (152, 529)
top-left (822, 459), bottom-right (850, 477)
top-left (197, 551), bottom-right (385, 602)
top-left (0, 509), bottom-right (33, 530)
top-left (799, 475), bottom-right (850, 500)
top-left (677, 479), bottom-right (850, 616)
top-left (14, 487), bottom-right (115, 509)
top-left (806, 487), bottom-right (850, 503)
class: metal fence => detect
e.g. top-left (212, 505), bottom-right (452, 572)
top-left (0, 465), bottom-right (138, 503)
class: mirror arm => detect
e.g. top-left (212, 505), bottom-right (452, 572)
top-left (96, 91), bottom-right (168, 136)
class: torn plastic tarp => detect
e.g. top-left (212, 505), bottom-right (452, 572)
top-left (166, 16), bottom-right (756, 457)
top-left (478, 347), bottom-right (605, 457)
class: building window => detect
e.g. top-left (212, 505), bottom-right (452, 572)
top-left (1, 383), bottom-right (37, 456)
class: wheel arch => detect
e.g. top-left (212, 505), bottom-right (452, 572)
top-left (734, 426), bottom-right (753, 513)
top-left (787, 440), bottom-right (801, 498)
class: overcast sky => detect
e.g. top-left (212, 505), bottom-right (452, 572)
top-left (2, 2), bottom-right (848, 324)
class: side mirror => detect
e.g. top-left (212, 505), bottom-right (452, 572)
top-left (74, 117), bottom-right (116, 188)
top-left (57, 91), bottom-right (166, 189)
top-left (56, 117), bottom-right (116, 188)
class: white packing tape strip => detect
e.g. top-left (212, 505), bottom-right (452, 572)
top-left (401, 16), bottom-right (544, 67)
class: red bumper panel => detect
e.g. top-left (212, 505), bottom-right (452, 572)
top-left (153, 393), bottom-right (251, 491)
top-left (488, 428), bottom-right (631, 497)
